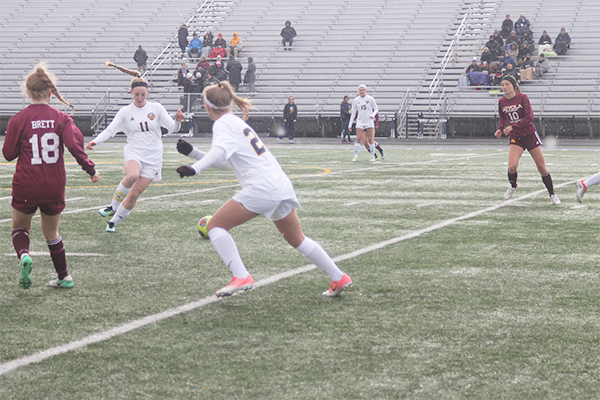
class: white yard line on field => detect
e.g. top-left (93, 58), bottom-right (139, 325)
top-left (0, 180), bottom-right (575, 376)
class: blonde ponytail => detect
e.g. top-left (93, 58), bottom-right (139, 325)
top-left (24, 63), bottom-right (74, 114)
top-left (203, 81), bottom-right (256, 120)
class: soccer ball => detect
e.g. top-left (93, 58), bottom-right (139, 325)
top-left (197, 215), bottom-right (212, 239)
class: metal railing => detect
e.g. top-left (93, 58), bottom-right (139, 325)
top-left (90, 89), bottom-right (111, 134)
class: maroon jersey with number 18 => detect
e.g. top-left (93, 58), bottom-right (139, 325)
top-left (497, 92), bottom-right (537, 138)
top-left (3, 104), bottom-right (96, 203)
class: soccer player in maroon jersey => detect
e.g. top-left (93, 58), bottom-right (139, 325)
top-left (494, 75), bottom-right (560, 205)
top-left (3, 63), bottom-right (100, 289)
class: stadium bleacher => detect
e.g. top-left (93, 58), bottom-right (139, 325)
top-left (1, 0), bottom-right (598, 137)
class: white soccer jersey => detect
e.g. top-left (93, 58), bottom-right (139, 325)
top-left (212, 113), bottom-right (295, 201)
top-left (348, 95), bottom-right (378, 129)
top-left (93, 101), bottom-right (180, 165)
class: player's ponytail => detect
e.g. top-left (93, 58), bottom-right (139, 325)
top-left (203, 81), bottom-right (256, 120)
top-left (24, 63), bottom-right (74, 114)
top-left (105, 61), bottom-right (148, 89)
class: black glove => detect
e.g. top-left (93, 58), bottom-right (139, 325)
top-left (176, 139), bottom-right (193, 156)
top-left (177, 166), bottom-right (196, 178)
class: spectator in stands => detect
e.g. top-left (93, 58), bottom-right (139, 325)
top-left (203, 73), bottom-right (219, 90)
top-left (178, 24), bottom-right (189, 58)
top-left (133, 45), bottom-right (148, 74)
top-left (500, 14), bottom-right (513, 39)
top-left (502, 51), bottom-right (516, 68)
top-left (213, 33), bottom-right (227, 49)
top-left (491, 63), bottom-right (504, 86)
top-left (535, 54), bottom-right (551, 78)
top-left (226, 56), bottom-right (243, 92)
top-left (508, 42), bottom-right (519, 60)
top-left (518, 42), bottom-right (533, 64)
top-left (203, 31), bottom-right (214, 48)
top-left (481, 47), bottom-right (496, 63)
top-left (182, 72), bottom-right (199, 112)
top-left (208, 57), bottom-right (224, 78)
top-left (485, 35), bottom-right (501, 58)
top-left (194, 70), bottom-right (205, 90)
top-left (466, 57), bottom-right (480, 73)
top-left (201, 31), bottom-right (213, 58)
top-left (514, 13), bottom-right (532, 39)
top-left (177, 62), bottom-right (189, 86)
top-left (479, 61), bottom-right (491, 74)
top-left (196, 55), bottom-right (210, 71)
top-left (538, 30), bottom-right (552, 45)
top-left (227, 32), bottom-right (243, 58)
top-left (280, 96), bottom-right (297, 144)
top-left (521, 53), bottom-right (535, 69)
top-left (281, 21), bottom-right (297, 50)
top-left (505, 63), bottom-right (520, 84)
top-left (506, 31), bottom-right (520, 47)
top-left (554, 28), bottom-right (571, 55)
top-left (188, 33), bottom-right (202, 58)
top-left (493, 30), bottom-right (504, 49)
top-left (246, 56), bottom-right (256, 92)
top-left (340, 95), bottom-right (352, 143)
top-left (521, 31), bottom-right (534, 47)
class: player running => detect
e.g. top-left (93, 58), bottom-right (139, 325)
top-left (348, 85), bottom-right (379, 162)
top-left (3, 63), bottom-right (100, 289)
top-left (576, 172), bottom-right (600, 203)
top-left (494, 75), bottom-right (560, 205)
top-left (86, 62), bottom-right (184, 232)
top-left (176, 81), bottom-right (352, 297)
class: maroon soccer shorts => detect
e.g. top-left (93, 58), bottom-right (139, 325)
top-left (509, 132), bottom-right (542, 151)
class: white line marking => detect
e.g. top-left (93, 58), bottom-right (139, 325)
top-left (4, 252), bottom-right (105, 257)
top-left (0, 180), bottom-right (575, 376)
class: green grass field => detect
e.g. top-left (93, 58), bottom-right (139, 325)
top-left (1, 138), bottom-right (599, 399)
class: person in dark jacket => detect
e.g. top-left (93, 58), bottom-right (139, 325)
top-left (554, 28), bottom-right (571, 55)
top-left (340, 96), bottom-right (352, 143)
top-left (226, 57), bottom-right (243, 92)
top-left (246, 57), bottom-right (256, 92)
top-left (178, 24), bottom-right (189, 57)
top-left (280, 21), bottom-right (297, 50)
top-left (500, 14), bottom-right (513, 38)
top-left (213, 33), bottom-right (227, 49)
top-left (538, 30), bottom-right (552, 45)
top-left (133, 45), bottom-right (148, 74)
top-left (485, 35), bottom-right (501, 58)
top-left (514, 13), bottom-right (532, 39)
top-left (280, 96), bottom-right (298, 143)
top-left (466, 58), bottom-right (480, 73)
top-left (481, 47), bottom-right (496, 63)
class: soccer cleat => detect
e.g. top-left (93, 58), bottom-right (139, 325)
top-left (105, 222), bottom-right (116, 233)
top-left (289, 139), bottom-right (294, 144)
top-left (550, 194), bottom-right (561, 205)
top-left (99, 206), bottom-right (115, 218)
top-left (215, 275), bottom-right (254, 297)
top-left (322, 273), bottom-right (352, 297)
top-left (278, 138), bottom-right (283, 143)
top-left (576, 180), bottom-right (587, 203)
top-left (47, 275), bottom-right (74, 289)
top-left (380, 150), bottom-right (385, 160)
top-left (370, 156), bottom-right (376, 162)
top-left (504, 186), bottom-right (517, 200)
top-left (19, 254), bottom-right (33, 289)
top-left (351, 157), bottom-right (357, 162)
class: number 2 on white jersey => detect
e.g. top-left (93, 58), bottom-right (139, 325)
top-left (243, 127), bottom-right (265, 156)
top-left (29, 133), bottom-right (60, 165)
